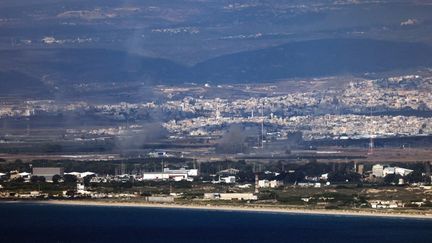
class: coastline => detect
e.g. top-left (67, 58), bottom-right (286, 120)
top-left (26, 200), bottom-right (432, 220)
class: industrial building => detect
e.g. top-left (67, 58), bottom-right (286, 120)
top-left (204, 193), bottom-right (257, 201)
top-left (372, 164), bottom-right (413, 178)
top-left (163, 168), bottom-right (198, 177)
top-left (372, 164), bottom-right (385, 177)
top-left (142, 172), bottom-right (188, 181)
top-left (212, 176), bottom-right (236, 184)
top-left (141, 168), bottom-right (197, 181)
top-left (65, 172), bottom-right (96, 179)
top-left (257, 179), bottom-right (283, 188)
top-left (32, 167), bottom-right (64, 182)
top-left (145, 196), bottom-right (175, 203)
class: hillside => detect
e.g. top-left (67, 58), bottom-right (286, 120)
top-left (193, 39), bottom-right (432, 83)
top-left (1, 38), bottom-right (432, 96)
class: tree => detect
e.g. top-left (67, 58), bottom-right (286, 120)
top-left (13, 177), bottom-right (25, 183)
top-left (64, 174), bottom-right (77, 184)
top-left (284, 171), bottom-right (306, 183)
top-left (30, 176), bottom-right (46, 183)
top-left (83, 175), bottom-right (95, 187)
top-left (328, 172), bottom-right (361, 183)
top-left (406, 171), bottom-right (426, 183)
top-left (52, 174), bottom-right (62, 184)
top-left (237, 171), bottom-right (255, 183)
top-left (384, 174), bottom-right (401, 185)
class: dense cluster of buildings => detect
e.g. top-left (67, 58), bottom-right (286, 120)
top-left (372, 164), bottom-right (414, 178)
top-left (164, 114), bottom-right (432, 141)
top-left (341, 77), bottom-right (432, 110)
top-left (1, 161), bottom-right (432, 208)
top-left (160, 75), bottom-right (432, 141)
top-left (1, 75), bottom-right (432, 144)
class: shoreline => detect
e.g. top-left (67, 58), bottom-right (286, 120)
top-left (16, 200), bottom-right (432, 220)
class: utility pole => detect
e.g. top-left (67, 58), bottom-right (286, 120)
top-left (161, 159), bottom-right (164, 172)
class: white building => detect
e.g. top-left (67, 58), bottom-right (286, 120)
top-left (148, 151), bottom-right (171, 158)
top-left (204, 193), bottom-right (257, 201)
top-left (218, 176), bottom-right (236, 184)
top-left (145, 196), bottom-right (175, 203)
top-left (142, 172), bottom-right (190, 182)
top-left (237, 184), bottom-right (252, 189)
top-left (382, 167), bottom-right (395, 177)
top-left (19, 172), bottom-right (31, 182)
top-left (257, 179), bottom-right (283, 188)
top-left (320, 173), bottom-right (329, 180)
top-left (32, 167), bottom-right (64, 182)
top-left (220, 193), bottom-right (257, 200)
top-left (217, 168), bottom-right (240, 175)
top-left (297, 182), bottom-right (322, 188)
top-left (369, 200), bottom-right (404, 209)
top-left (378, 165), bottom-right (413, 177)
top-left (372, 164), bottom-right (385, 177)
top-left (76, 182), bottom-right (91, 195)
top-left (163, 168), bottom-right (198, 177)
top-left (141, 167), bottom-right (198, 182)
top-left (395, 167), bottom-right (413, 176)
top-left (65, 172), bottom-right (96, 179)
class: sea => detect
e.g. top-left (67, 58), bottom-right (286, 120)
top-left (1, 202), bottom-right (432, 243)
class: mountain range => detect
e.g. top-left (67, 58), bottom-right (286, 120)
top-left (1, 38), bottom-right (432, 97)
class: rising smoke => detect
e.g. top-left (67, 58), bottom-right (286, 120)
top-left (115, 122), bottom-right (168, 151)
top-left (216, 124), bottom-right (258, 154)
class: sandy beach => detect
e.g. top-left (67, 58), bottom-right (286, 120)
top-left (36, 200), bottom-right (432, 220)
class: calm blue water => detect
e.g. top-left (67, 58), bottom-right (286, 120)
top-left (1, 202), bottom-right (432, 243)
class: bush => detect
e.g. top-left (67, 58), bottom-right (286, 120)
top-left (30, 176), bottom-right (46, 183)
top-left (52, 174), bottom-right (62, 184)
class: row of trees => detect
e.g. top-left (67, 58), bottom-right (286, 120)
top-left (1, 174), bottom-right (78, 184)
top-left (384, 171), bottom-right (431, 185)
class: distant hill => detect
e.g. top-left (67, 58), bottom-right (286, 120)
top-left (0, 71), bottom-right (50, 98)
top-left (0, 48), bottom-right (189, 84)
top-left (193, 39), bottom-right (432, 83)
top-left (1, 39), bottom-right (432, 96)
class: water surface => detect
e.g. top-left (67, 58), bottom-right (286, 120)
top-left (1, 202), bottom-right (432, 243)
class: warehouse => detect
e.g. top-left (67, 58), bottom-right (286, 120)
top-left (32, 167), bottom-right (64, 182)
